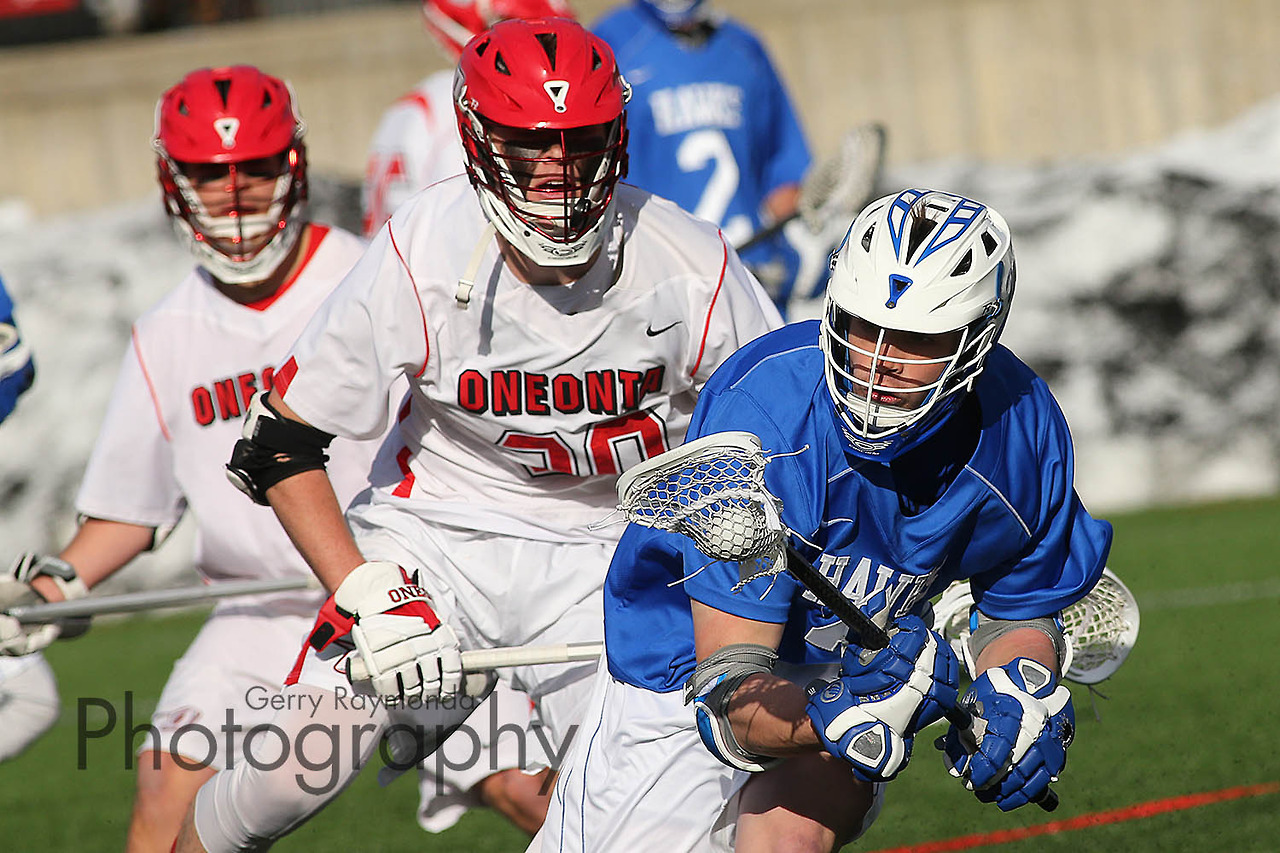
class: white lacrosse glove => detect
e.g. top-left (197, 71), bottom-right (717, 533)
top-left (0, 553), bottom-right (90, 656)
top-left (334, 561), bottom-right (463, 703)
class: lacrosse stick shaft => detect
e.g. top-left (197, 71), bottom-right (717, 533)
top-left (347, 641), bottom-right (604, 684)
top-left (735, 212), bottom-right (802, 253)
top-left (460, 642), bottom-right (602, 671)
top-left (9, 577), bottom-right (318, 623)
top-left (785, 543), bottom-right (890, 650)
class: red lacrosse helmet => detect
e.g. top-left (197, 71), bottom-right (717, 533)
top-left (153, 65), bottom-right (308, 285)
top-left (422, 0), bottom-right (575, 58)
top-left (454, 17), bottom-right (630, 266)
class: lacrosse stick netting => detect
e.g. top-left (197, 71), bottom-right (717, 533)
top-left (614, 431), bottom-right (787, 577)
top-left (1057, 567), bottom-right (1140, 685)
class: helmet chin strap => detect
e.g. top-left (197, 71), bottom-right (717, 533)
top-left (455, 222), bottom-right (497, 307)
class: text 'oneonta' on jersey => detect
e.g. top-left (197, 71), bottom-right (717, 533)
top-left (74, 225), bottom-right (388, 584)
top-left (603, 321), bottom-right (1113, 693)
top-left (273, 177), bottom-right (782, 544)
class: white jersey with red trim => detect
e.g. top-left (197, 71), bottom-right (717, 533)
top-left (361, 70), bottom-right (463, 238)
top-left (276, 178), bottom-right (782, 546)
top-left (74, 224), bottom-right (385, 584)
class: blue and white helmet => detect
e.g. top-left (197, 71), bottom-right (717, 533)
top-left (820, 188), bottom-right (1016, 461)
top-left (637, 0), bottom-right (709, 30)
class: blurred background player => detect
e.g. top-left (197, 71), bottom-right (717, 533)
top-left (362, 0), bottom-right (582, 837)
top-left (538, 189), bottom-right (1111, 851)
top-left (592, 0), bottom-right (813, 315)
top-left (0, 274), bottom-right (34, 423)
top-left (176, 18), bottom-right (780, 852)
top-left (0, 65), bottom-right (391, 852)
top-left (0, 271), bottom-right (58, 764)
top-left (362, 0), bottom-right (576, 237)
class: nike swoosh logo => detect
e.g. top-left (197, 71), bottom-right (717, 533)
top-left (645, 320), bottom-right (681, 336)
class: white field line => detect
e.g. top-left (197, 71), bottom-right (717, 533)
top-left (1138, 577), bottom-right (1280, 611)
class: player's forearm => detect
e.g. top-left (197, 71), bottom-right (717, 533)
top-left (264, 469), bottom-right (365, 593)
top-left (728, 672), bottom-right (821, 757)
top-left (972, 625), bottom-right (1061, 677)
top-left (28, 517), bottom-right (156, 601)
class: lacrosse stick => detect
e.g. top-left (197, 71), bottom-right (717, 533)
top-left (615, 431), bottom-right (1057, 810)
top-left (346, 641), bottom-right (604, 680)
top-left (735, 122), bottom-right (888, 254)
top-left (363, 640), bottom-right (603, 787)
top-left (8, 576), bottom-right (320, 623)
top-left (933, 567), bottom-right (1141, 685)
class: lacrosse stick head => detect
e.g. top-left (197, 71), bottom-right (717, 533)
top-left (615, 431), bottom-right (786, 567)
top-left (798, 122), bottom-right (887, 234)
top-left (1059, 567), bottom-right (1140, 685)
top-left (931, 567), bottom-right (1139, 686)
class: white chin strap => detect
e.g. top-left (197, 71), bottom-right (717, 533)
top-left (476, 186), bottom-right (611, 268)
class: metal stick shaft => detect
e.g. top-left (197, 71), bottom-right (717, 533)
top-left (785, 542), bottom-right (890, 649)
top-left (9, 577), bottom-right (317, 623)
top-left (461, 642), bottom-right (603, 672)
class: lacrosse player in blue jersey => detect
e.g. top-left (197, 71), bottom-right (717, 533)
top-left (593, 0), bottom-right (813, 315)
top-left (534, 189), bottom-right (1112, 852)
top-left (0, 273), bottom-right (58, 765)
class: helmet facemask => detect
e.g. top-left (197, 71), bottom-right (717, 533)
top-left (157, 146), bottom-right (307, 285)
top-left (459, 113), bottom-right (627, 264)
top-left (821, 188), bottom-right (1016, 461)
top-left (822, 303), bottom-right (1001, 457)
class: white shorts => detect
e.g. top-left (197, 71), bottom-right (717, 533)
top-left (532, 664), bottom-right (746, 853)
top-left (533, 663), bottom-right (887, 853)
top-left (414, 679), bottom-right (556, 833)
top-left (0, 652), bottom-right (60, 762)
top-left (147, 594), bottom-right (324, 769)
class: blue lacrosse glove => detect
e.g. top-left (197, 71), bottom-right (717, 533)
top-left (939, 657), bottom-right (1075, 811)
top-left (806, 614), bottom-right (960, 782)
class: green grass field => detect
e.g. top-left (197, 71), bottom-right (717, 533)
top-left (3, 495), bottom-right (1278, 851)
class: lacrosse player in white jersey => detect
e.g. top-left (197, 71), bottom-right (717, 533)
top-left (362, 0), bottom-right (575, 238)
top-left (0, 65), bottom-right (394, 852)
top-left (175, 17), bottom-right (781, 852)
top-left (363, 1), bottom-right (587, 837)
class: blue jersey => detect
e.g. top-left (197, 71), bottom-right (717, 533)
top-left (593, 7), bottom-right (810, 301)
top-left (0, 275), bottom-right (34, 423)
top-left (604, 321), bottom-right (1112, 692)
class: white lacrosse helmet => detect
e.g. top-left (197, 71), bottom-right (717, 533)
top-left (821, 188), bottom-right (1015, 461)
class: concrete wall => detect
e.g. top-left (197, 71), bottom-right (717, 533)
top-left (4, 0), bottom-right (1280, 216)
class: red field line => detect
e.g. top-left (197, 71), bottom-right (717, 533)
top-left (867, 782), bottom-right (1280, 853)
